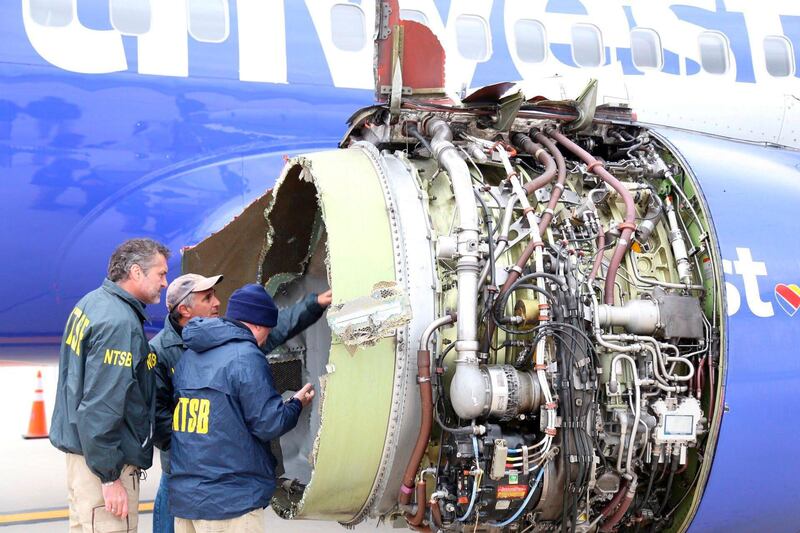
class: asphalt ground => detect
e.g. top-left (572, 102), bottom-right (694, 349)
top-left (0, 362), bottom-right (392, 531)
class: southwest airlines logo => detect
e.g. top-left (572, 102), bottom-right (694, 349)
top-left (724, 247), bottom-right (797, 318)
top-left (775, 284), bottom-right (800, 316)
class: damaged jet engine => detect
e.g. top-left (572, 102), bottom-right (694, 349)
top-left (183, 99), bottom-right (723, 532)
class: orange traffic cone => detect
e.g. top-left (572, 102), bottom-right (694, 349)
top-left (23, 370), bottom-right (48, 439)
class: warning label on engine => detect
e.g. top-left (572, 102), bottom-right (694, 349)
top-left (497, 485), bottom-right (528, 500)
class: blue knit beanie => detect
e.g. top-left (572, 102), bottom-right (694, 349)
top-left (225, 284), bottom-right (279, 327)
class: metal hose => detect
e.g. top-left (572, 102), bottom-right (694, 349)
top-left (548, 129), bottom-right (636, 305)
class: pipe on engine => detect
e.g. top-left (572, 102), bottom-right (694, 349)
top-left (595, 299), bottom-right (660, 335)
top-left (406, 481), bottom-right (428, 527)
top-left (589, 224), bottom-right (606, 286)
top-left (423, 117), bottom-right (485, 421)
top-left (599, 478), bottom-right (638, 532)
top-left (510, 132), bottom-right (556, 195)
top-left (548, 129), bottom-right (636, 305)
top-left (534, 131), bottom-right (567, 234)
top-left (400, 315), bottom-right (455, 505)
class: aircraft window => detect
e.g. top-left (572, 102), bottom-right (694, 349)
top-left (514, 19), bottom-right (547, 64)
top-left (110, 0), bottom-right (151, 36)
top-left (187, 0), bottom-right (230, 43)
top-left (764, 35), bottom-right (794, 77)
top-left (455, 15), bottom-right (491, 62)
top-left (400, 9), bottom-right (428, 26)
top-left (30, 0), bottom-right (72, 27)
top-left (630, 28), bottom-right (663, 70)
top-left (331, 3), bottom-right (366, 52)
top-left (698, 31), bottom-right (729, 74)
top-left (571, 24), bottom-right (603, 67)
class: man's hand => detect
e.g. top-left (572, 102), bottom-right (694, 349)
top-left (317, 289), bottom-right (332, 308)
top-left (293, 383), bottom-right (315, 407)
top-left (101, 479), bottom-right (128, 518)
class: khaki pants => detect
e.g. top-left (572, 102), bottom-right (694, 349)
top-left (66, 453), bottom-right (140, 533)
top-left (175, 508), bottom-right (265, 533)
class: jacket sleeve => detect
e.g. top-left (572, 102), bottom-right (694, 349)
top-left (75, 319), bottom-right (136, 483)
top-left (262, 293), bottom-right (324, 354)
top-left (151, 342), bottom-right (173, 452)
top-left (236, 351), bottom-right (302, 444)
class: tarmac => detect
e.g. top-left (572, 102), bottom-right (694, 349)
top-left (0, 362), bottom-right (392, 532)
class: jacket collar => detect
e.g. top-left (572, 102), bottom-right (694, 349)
top-left (102, 278), bottom-right (149, 322)
top-left (160, 315), bottom-right (185, 348)
top-left (222, 318), bottom-right (260, 346)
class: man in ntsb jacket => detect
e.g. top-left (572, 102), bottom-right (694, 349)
top-left (151, 273), bottom-right (223, 533)
top-left (169, 284), bottom-right (321, 533)
top-left (50, 238), bottom-right (170, 533)
top-left (151, 275), bottom-right (330, 533)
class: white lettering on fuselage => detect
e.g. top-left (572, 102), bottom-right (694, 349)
top-left (724, 247), bottom-right (774, 317)
top-left (20, 1), bottom-right (800, 88)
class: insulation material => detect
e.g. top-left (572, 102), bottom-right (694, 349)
top-left (326, 281), bottom-right (411, 349)
top-left (182, 191), bottom-right (273, 314)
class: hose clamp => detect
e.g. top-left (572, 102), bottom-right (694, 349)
top-left (587, 160), bottom-right (605, 173)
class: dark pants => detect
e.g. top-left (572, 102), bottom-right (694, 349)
top-left (153, 472), bottom-right (175, 533)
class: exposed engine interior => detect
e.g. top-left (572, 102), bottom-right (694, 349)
top-left (184, 97), bottom-right (723, 532)
top-left (344, 104), bottom-right (722, 532)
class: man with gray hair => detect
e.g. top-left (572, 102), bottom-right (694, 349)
top-left (51, 238), bottom-right (170, 533)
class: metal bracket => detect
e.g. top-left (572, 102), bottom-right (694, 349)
top-left (390, 24), bottom-right (404, 115)
top-left (380, 85), bottom-right (412, 96)
top-left (378, 1), bottom-right (392, 40)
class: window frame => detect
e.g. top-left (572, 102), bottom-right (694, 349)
top-left (29, 0), bottom-right (73, 28)
top-left (454, 13), bottom-right (492, 62)
top-left (570, 23), bottom-right (605, 68)
top-left (513, 18), bottom-right (548, 64)
top-left (330, 2), bottom-right (368, 52)
top-left (697, 30), bottom-right (730, 75)
top-left (630, 27), bottom-right (664, 71)
top-left (187, 0), bottom-right (231, 44)
top-left (109, 0), bottom-right (152, 37)
top-left (399, 9), bottom-right (429, 26)
top-left (763, 35), bottom-right (795, 78)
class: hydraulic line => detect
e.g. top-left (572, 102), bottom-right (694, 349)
top-left (588, 225), bottom-right (605, 286)
top-left (599, 477), bottom-right (638, 533)
top-left (510, 132), bottom-right (557, 195)
top-left (534, 131), bottom-right (567, 234)
top-left (456, 436), bottom-right (481, 522)
top-left (611, 354), bottom-right (642, 475)
top-left (548, 129), bottom-right (636, 305)
top-left (400, 315), bottom-right (455, 507)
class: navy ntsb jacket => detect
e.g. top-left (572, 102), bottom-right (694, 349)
top-left (169, 318), bottom-right (303, 520)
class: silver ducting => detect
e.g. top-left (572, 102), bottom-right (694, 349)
top-left (424, 117), bottom-right (485, 421)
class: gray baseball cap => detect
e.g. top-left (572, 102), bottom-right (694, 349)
top-left (166, 273), bottom-right (223, 312)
